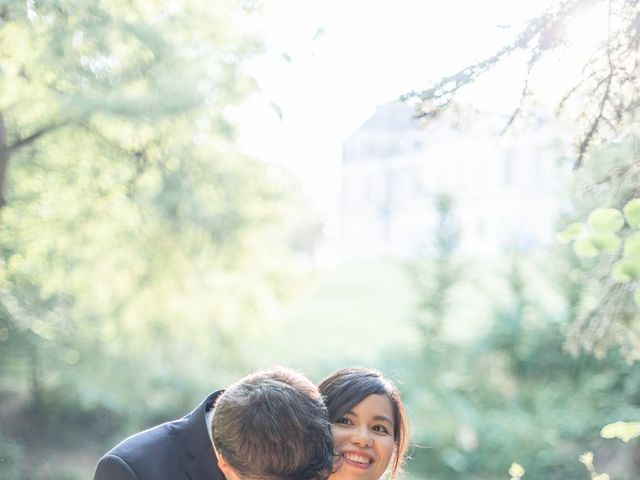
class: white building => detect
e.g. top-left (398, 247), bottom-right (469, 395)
top-left (338, 101), bottom-right (568, 259)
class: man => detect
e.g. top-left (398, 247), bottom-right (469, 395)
top-left (94, 367), bottom-right (333, 480)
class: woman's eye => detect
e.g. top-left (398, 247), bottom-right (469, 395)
top-left (335, 417), bottom-right (352, 425)
top-left (372, 425), bottom-right (390, 434)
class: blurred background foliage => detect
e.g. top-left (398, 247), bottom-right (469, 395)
top-left (1, 0), bottom-right (640, 479)
top-left (0, 0), bottom-right (307, 476)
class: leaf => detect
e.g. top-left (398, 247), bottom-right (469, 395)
top-left (556, 223), bottom-right (585, 243)
top-left (574, 233), bottom-right (620, 257)
top-left (508, 462), bottom-right (525, 477)
top-left (600, 421), bottom-right (640, 442)
top-left (573, 236), bottom-right (600, 257)
top-left (579, 451), bottom-right (594, 468)
top-left (590, 233), bottom-right (621, 253)
top-left (624, 232), bottom-right (640, 257)
top-left (623, 198), bottom-right (640, 228)
top-left (611, 258), bottom-right (640, 283)
top-left (588, 208), bottom-right (625, 233)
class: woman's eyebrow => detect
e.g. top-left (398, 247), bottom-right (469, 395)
top-left (372, 415), bottom-right (393, 425)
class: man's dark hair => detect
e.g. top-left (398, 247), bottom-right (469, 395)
top-left (211, 367), bottom-right (333, 480)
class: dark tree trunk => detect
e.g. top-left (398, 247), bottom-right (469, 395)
top-left (28, 342), bottom-right (44, 412)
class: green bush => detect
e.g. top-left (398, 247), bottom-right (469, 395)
top-left (0, 432), bottom-right (23, 479)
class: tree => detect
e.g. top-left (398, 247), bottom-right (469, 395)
top-left (402, 0), bottom-right (640, 360)
top-left (401, 245), bottom-right (640, 479)
top-left (0, 2), bottom-right (304, 477)
top-left (409, 193), bottom-right (462, 344)
top-left (403, 0), bottom-right (639, 168)
top-left (0, 0), bottom-right (254, 205)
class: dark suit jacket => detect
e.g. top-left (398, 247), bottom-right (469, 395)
top-left (94, 391), bottom-right (225, 480)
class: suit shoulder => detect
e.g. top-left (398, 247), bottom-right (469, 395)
top-left (94, 396), bottom-right (216, 480)
top-left (94, 452), bottom-right (139, 480)
top-left (109, 418), bottom-right (185, 458)
top-left (96, 420), bottom-right (187, 480)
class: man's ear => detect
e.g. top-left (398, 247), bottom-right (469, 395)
top-left (216, 453), bottom-right (240, 480)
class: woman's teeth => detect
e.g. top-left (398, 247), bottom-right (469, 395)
top-left (343, 453), bottom-right (372, 464)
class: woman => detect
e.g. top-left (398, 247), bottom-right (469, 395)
top-left (319, 367), bottom-right (409, 480)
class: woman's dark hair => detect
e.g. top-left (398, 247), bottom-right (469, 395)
top-left (318, 367), bottom-right (409, 479)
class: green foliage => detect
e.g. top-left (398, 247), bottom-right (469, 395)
top-left (623, 232), bottom-right (640, 257)
top-left (559, 196), bottom-right (640, 359)
top-left (0, 431), bottom-right (22, 479)
top-left (3, 2), bottom-right (640, 479)
top-left (552, 137), bottom-right (640, 362)
top-left (611, 258), bottom-right (640, 283)
top-left (0, 1), bottom-right (312, 478)
top-left (556, 222), bottom-right (585, 243)
top-left (515, 425), bottom-right (640, 480)
top-left (509, 463), bottom-right (525, 480)
top-left (399, 0), bottom-right (640, 475)
top-left (600, 421), bottom-right (640, 443)
top-left (588, 208), bottom-right (625, 234)
top-left (561, 199), bottom-right (640, 260)
top-left (408, 193), bottom-right (462, 343)
top-left (399, 244), bottom-right (640, 479)
top-left (579, 451), bottom-right (610, 480)
top-left (623, 199), bottom-right (640, 228)
top-left (573, 232), bottom-right (621, 257)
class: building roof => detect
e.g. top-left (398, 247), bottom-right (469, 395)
top-left (351, 101), bottom-right (419, 135)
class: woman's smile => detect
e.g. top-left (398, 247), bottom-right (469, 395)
top-left (341, 450), bottom-right (374, 468)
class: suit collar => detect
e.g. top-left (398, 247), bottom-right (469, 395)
top-left (184, 390), bottom-right (225, 480)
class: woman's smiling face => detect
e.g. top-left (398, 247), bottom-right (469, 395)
top-left (329, 394), bottom-right (396, 480)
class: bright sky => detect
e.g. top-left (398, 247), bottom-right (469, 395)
top-left (231, 0), bottom-right (589, 213)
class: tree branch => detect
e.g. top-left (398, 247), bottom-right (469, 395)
top-left (78, 122), bottom-right (153, 195)
top-left (403, 0), bottom-right (584, 118)
top-left (574, 0), bottom-right (616, 169)
top-left (8, 122), bottom-right (67, 152)
top-left (501, 48), bottom-right (542, 135)
top-left (0, 119), bottom-right (68, 210)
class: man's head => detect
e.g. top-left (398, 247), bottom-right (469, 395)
top-left (212, 367), bottom-right (333, 480)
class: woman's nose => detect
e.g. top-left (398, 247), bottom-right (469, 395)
top-left (350, 427), bottom-right (373, 447)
